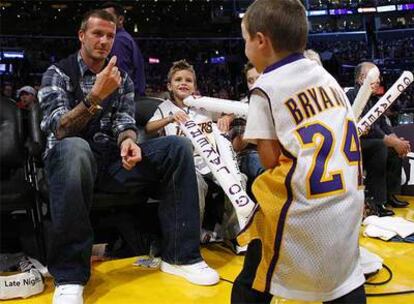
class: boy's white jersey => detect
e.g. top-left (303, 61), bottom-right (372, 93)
top-left (149, 99), bottom-right (215, 174)
top-left (242, 55), bottom-right (365, 302)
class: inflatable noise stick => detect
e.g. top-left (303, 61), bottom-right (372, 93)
top-left (352, 66), bottom-right (380, 120)
top-left (184, 95), bottom-right (249, 118)
top-left (179, 119), bottom-right (255, 229)
top-left (357, 71), bottom-right (413, 136)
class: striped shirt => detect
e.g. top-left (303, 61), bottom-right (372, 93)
top-left (38, 52), bottom-right (137, 158)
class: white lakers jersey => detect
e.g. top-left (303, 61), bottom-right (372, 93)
top-left (149, 99), bottom-right (216, 174)
top-left (241, 55), bottom-right (365, 302)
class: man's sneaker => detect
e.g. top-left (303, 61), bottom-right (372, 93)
top-left (53, 284), bottom-right (84, 304)
top-left (160, 260), bottom-right (219, 285)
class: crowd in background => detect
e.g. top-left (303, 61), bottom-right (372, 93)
top-left (1, 36), bottom-right (414, 112)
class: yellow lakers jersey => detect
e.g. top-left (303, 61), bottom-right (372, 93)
top-left (241, 54), bottom-right (365, 302)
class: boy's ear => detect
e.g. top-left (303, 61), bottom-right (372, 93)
top-left (167, 82), bottom-right (172, 92)
top-left (256, 32), bottom-right (268, 50)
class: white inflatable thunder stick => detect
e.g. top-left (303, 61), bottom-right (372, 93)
top-left (184, 96), bottom-right (249, 118)
top-left (179, 119), bottom-right (255, 228)
top-left (357, 71), bottom-right (413, 136)
top-left (212, 124), bottom-right (244, 186)
top-left (352, 66), bottom-right (380, 120)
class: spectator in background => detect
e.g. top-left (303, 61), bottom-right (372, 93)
top-left (1, 82), bottom-right (14, 99)
top-left (304, 49), bottom-right (322, 66)
top-left (229, 62), bottom-right (264, 194)
top-left (15, 85), bottom-right (37, 110)
top-left (102, 1), bottom-right (146, 96)
top-left (346, 62), bottom-right (410, 216)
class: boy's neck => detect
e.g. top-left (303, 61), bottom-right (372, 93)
top-left (262, 50), bottom-right (296, 71)
top-left (173, 98), bottom-right (185, 108)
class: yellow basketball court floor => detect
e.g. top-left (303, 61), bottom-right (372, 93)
top-left (7, 197), bottom-right (414, 304)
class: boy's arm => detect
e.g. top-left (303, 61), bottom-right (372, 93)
top-left (145, 116), bottom-right (173, 134)
top-left (244, 90), bottom-right (279, 168)
top-left (145, 111), bottom-right (189, 134)
top-left (233, 135), bottom-right (248, 152)
top-left (257, 139), bottom-right (281, 169)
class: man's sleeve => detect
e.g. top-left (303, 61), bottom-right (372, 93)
top-left (378, 116), bottom-right (393, 135)
top-left (244, 91), bottom-right (277, 144)
top-left (38, 66), bottom-right (71, 136)
top-left (111, 75), bottom-right (137, 138)
top-left (346, 88), bottom-right (357, 105)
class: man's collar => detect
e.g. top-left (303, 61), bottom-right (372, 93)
top-left (77, 51), bottom-right (109, 76)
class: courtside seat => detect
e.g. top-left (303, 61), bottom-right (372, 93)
top-left (28, 95), bottom-right (163, 212)
top-left (0, 96), bottom-right (43, 260)
top-left (0, 97), bottom-right (33, 209)
top-left (135, 95), bottom-right (163, 143)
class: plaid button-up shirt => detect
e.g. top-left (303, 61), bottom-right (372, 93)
top-left (38, 52), bottom-right (137, 158)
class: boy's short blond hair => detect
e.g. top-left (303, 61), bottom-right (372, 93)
top-left (167, 59), bottom-right (197, 84)
top-left (243, 0), bottom-right (308, 53)
top-left (243, 61), bottom-right (255, 77)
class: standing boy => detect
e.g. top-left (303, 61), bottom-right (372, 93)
top-left (232, 0), bottom-right (366, 303)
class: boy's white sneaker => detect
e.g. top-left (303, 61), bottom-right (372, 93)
top-left (160, 260), bottom-right (219, 285)
top-left (53, 284), bottom-right (84, 304)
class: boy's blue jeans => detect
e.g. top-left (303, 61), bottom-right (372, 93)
top-left (44, 136), bottom-right (202, 285)
top-left (238, 151), bottom-right (264, 182)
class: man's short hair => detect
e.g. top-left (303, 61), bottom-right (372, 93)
top-left (243, 62), bottom-right (255, 77)
top-left (354, 62), bottom-right (375, 85)
top-left (354, 62), bottom-right (365, 84)
top-left (101, 1), bottom-right (124, 17)
top-left (167, 59), bottom-right (197, 84)
top-left (79, 9), bottom-right (116, 31)
top-left (304, 49), bottom-right (322, 66)
top-left (243, 0), bottom-right (308, 53)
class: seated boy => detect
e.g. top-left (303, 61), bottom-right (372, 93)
top-left (146, 60), bottom-right (241, 243)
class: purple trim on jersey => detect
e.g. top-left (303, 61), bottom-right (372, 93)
top-left (263, 53), bottom-right (305, 74)
top-left (249, 87), bottom-right (275, 127)
top-left (265, 144), bottom-right (297, 293)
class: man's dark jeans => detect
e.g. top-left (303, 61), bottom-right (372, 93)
top-left (45, 136), bottom-right (202, 285)
top-left (361, 138), bottom-right (402, 205)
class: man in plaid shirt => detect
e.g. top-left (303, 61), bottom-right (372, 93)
top-left (39, 9), bottom-right (218, 304)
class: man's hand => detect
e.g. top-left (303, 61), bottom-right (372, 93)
top-left (217, 114), bottom-right (234, 132)
top-left (384, 134), bottom-right (411, 157)
top-left (90, 56), bottom-right (122, 102)
top-left (120, 138), bottom-right (142, 170)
